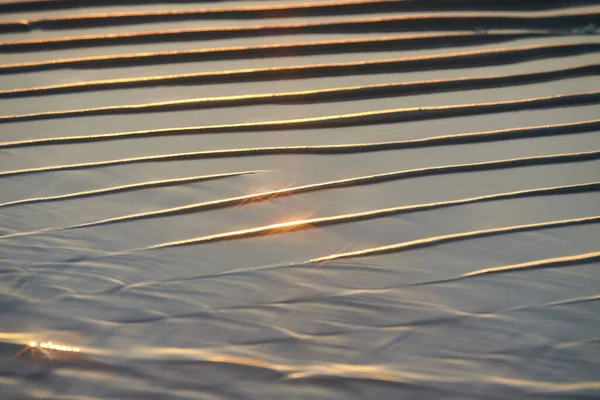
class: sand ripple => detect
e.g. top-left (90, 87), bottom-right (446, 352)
top-left (1, 1), bottom-right (599, 399)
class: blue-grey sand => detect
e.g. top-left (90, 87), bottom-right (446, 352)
top-left (1, 1), bottom-right (599, 399)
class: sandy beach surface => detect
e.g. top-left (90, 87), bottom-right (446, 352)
top-left (1, 1), bottom-right (599, 399)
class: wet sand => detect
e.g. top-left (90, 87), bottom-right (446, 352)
top-left (1, 1), bottom-right (599, 399)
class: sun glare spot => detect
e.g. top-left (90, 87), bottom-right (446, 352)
top-left (12, 339), bottom-right (83, 361)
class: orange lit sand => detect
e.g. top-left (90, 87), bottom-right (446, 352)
top-left (1, 1), bottom-right (599, 399)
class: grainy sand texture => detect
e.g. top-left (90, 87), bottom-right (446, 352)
top-left (1, 1), bottom-right (599, 399)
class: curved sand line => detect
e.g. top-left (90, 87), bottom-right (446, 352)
top-left (0, 170), bottom-right (264, 208)
top-left (3, 64), bottom-right (600, 123)
top-left (3, 42), bottom-right (597, 96)
top-left (304, 216), bottom-right (600, 264)
top-left (2, 151), bottom-right (596, 240)
top-left (7, 183), bottom-right (596, 258)
top-left (0, 1), bottom-right (426, 32)
top-left (148, 182), bottom-right (600, 249)
top-left (0, 31), bottom-right (538, 54)
top-left (2, 0), bottom-right (595, 32)
top-left (0, 0), bottom-right (596, 15)
top-left (464, 251), bottom-right (600, 278)
top-left (52, 151), bottom-right (600, 230)
top-left (2, 41), bottom-right (599, 74)
top-left (93, 222), bottom-right (600, 292)
top-left (537, 292), bottom-right (600, 308)
top-left (2, 63), bottom-right (599, 103)
top-left (95, 251), bottom-right (600, 296)
top-left (410, 251), bottom-right (600, 287)
top-left (0, 116), bottom-right (597, 164)
top-left (3, 11), bottom-right (596, 51)
top-left (1, 90), bottom-right (598, 150)
top-left (0, 0), bottom-right (233, 14)
top-left (209, 253), bottom-right (600, 306)
top-left (2, 119), bottom-right (599, 159)
top-left (1, 34), bottom-right (588, 74)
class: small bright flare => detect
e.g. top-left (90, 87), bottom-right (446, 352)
top-left (34, 341), bottom-right (80, 353)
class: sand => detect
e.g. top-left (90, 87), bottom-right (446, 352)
top-left (1, 1), bottom-right (599, 399)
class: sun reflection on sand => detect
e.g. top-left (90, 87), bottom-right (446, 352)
top-left (151, 200), bottom-right (327, 249)
top-left (12, 340), bottom-right (81, 360)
